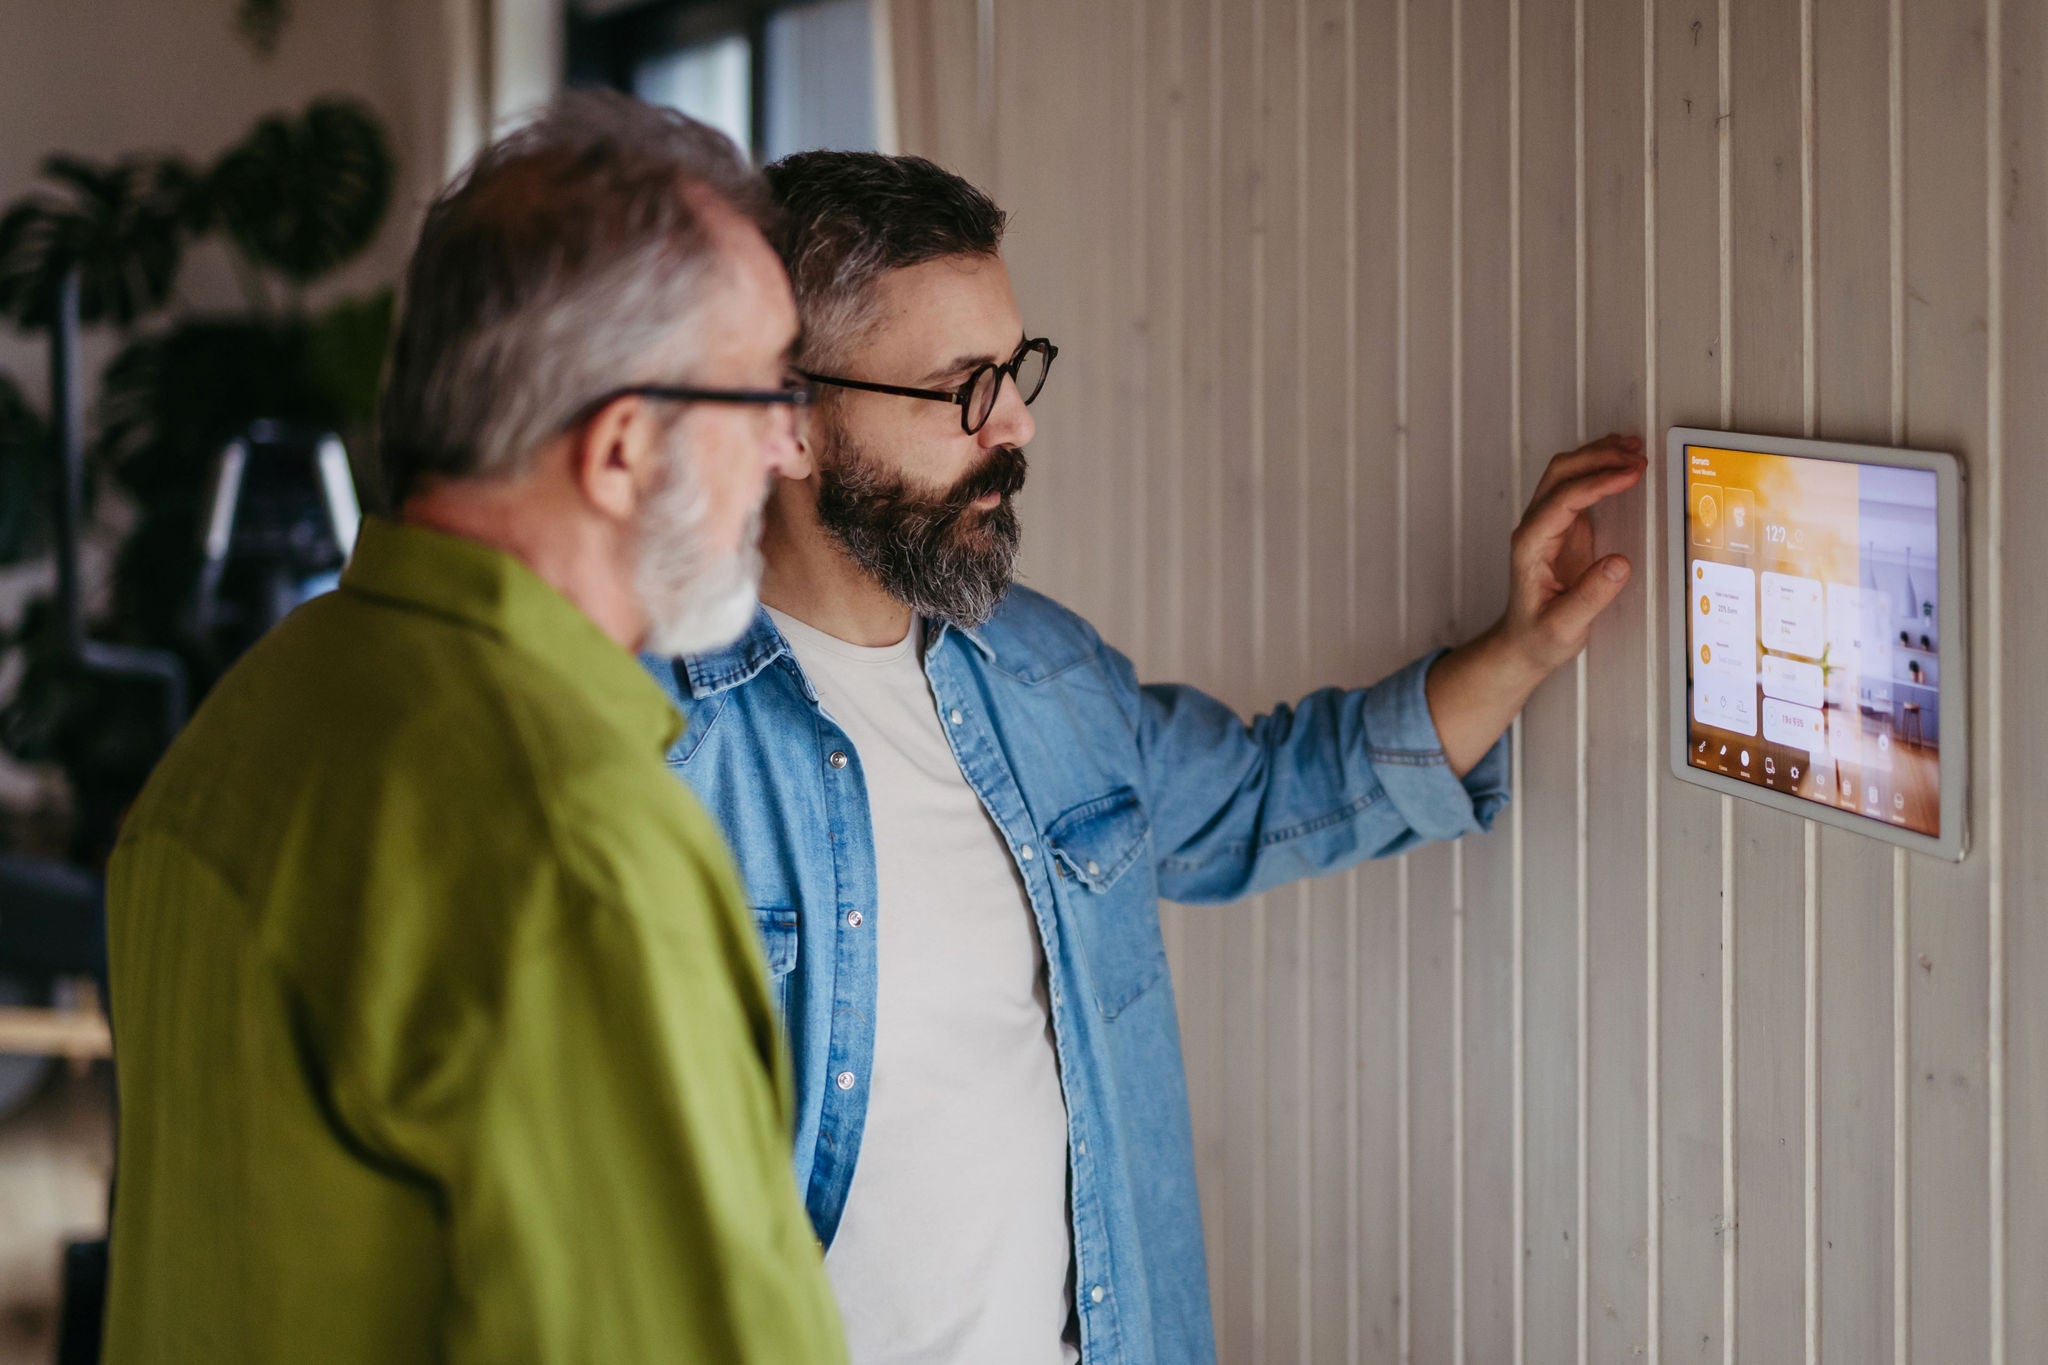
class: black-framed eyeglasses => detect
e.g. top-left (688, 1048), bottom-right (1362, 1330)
top-left (566, 379), bottom-right (814, 429)
top-left (800, 336), bottom-right (1058, 435)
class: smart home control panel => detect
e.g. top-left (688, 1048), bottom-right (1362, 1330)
top-left (1667, 427), bottom-right (1968, 860)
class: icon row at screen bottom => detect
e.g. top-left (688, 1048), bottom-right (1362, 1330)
top-left (1691, 736), bottom-right (1911, 822)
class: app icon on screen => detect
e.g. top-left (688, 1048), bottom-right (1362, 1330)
top-left (1692, 483), bottom-right (1722, 548)
top-left (1726, 488), bottom-right (1756, 552)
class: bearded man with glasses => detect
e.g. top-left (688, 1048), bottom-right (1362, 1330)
top-left (641, 151), bottom-right (1646, 1365)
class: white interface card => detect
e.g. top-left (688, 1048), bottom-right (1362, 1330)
top-left (1762, 696), bottom-right (1827, 750)
top-left (1691, 559), bottom-right (1758, 735)
top-left (1760, 653), bottom-right (1826, 708)
top-left (1759, 570), bottom-right (1827, 658)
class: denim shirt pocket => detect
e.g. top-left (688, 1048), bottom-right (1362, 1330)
top-left (1046, 787), bottom-right (1165, 1019)
top-left (751, 905), bottom-right (799, 1025)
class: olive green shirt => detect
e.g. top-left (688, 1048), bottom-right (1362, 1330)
top-left (104, 517), bottom-right (845, 1364)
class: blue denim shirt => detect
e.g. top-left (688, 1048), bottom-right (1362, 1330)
top-left (643, 586), bottom-right (1509, 1365)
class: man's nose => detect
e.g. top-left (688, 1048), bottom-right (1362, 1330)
top-left (980, 372), bottom-right (1035, 450)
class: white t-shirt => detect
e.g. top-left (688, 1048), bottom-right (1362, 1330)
top-left (767, 608), bottom-right (1078, 1365)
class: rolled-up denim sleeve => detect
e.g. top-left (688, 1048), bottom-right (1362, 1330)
top-left (1357, 648), bottom-right (1511, 841)
top-left (1110, 644), bottom-right (1511, 905)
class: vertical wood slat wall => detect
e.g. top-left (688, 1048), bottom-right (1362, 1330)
top-left (891, 0), bottom-right (2043, 1358)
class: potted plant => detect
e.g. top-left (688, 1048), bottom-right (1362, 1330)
top-left (0, 97), bottom-right (396, 865)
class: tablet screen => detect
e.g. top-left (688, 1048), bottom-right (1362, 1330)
top-left (1682, 442), bottom-right (1942, 836)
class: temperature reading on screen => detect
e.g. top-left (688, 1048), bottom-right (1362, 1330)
top-left (1764, 521), bottom-right (1792, 545)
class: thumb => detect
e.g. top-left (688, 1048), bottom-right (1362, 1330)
top-left (1541, 554), bottom-right (1632, 647)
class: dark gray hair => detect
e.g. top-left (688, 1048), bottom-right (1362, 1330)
top-left (377, 91), bottom-right (771, 505)
top-left (764, 151), bottom-right (1007, 371)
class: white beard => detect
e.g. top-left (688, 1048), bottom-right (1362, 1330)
top-left (634, 445), bottom-right (765, 658)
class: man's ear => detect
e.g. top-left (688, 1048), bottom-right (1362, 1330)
top-left (784, 403), bottom-right (821, 481)
top-left (571, 396), bottom-right (664, 521)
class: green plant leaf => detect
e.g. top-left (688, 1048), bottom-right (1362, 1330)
top-left (304, 288), bottom-right (393, 427)
top-left (208, 98), bottom-right (393, 285)
top-left (0, 155), bottom-right (202, 330)
top-left (0, 593), bottom-right (176, 864)
top-left (94, 317), bottom-right (337, 495)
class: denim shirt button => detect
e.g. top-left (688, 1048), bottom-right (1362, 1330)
top-left (835, 1071), bottom-right (855, 1090)
top-left (1090, 1286), bottom-right (1105, 1304)
top-left (828, 750), bottom-right (848, 769)
top-left (846, 909), bottom-right (864, 928)
top-left (1020, 844), bottom-right (1035, 861)
top-left (949, 708), bottom-right (964, 725)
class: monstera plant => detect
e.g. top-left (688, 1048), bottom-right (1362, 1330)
top-left (0, 96), bottom-right (395, 863)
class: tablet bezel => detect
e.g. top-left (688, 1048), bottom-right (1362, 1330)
top-left (1665, 426), bottom-right (1970, 862)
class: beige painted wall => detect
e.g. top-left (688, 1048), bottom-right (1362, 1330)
top-left (0, 0), bottom-right (563, 417)
top-left (896, 1), bottom-right (2044, 1360)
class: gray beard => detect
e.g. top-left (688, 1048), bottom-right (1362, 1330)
top-left (813, 429), bottom-right (1025, 629)
top-left (635, 444), bottom-right (765, 657)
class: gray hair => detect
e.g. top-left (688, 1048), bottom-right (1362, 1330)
top-left (764, 151), bottom-right (1007, 371)
top-left (377, 90), bottom-right (771, 505)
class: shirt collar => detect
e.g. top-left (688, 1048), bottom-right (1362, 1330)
top-left (341, 516), bottom-right (683, 752)
top-left (677, 605), bottom-right (995, 700)
top-left (927, 616), bottom-right (996, 660)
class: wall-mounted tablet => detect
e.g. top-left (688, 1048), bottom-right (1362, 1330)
top-left (1667, 427), bottom-right (1968, 861)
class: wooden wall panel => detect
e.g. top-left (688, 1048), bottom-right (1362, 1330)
top-left (1650, 0), bottom-right (1734, 1358)
top-left (887, 0), bottom-right (2035, 1358)
top-left (1298, 2), bottom-right (1369, 1360)
top-left (1451, 0), bottom-right (1520, 1360)
top-left (1999, 0), bottom-right (2046, 1357)
top-left (1725, 0), bottom-right (1811, 1358)
top-left (1811, 0), bottom-right (1901, 1358)
top-left (1511, 2), bottom-right (1586, 1362)
top-left (1162, 0), bottom-right (1233, 1332)
top-left (1255, 1), bottom-right (1310, 1357)
top-left (1212, 0), bottom-right (1266, 1354)
top-left (1581, 0), bottom-right (1653, 1358)
top-left (1347, 1), bottom-right (1411, 1355)
top-left (1400, 0), bottom-right (1462, 1359)
top-left (1899, 1), bottom-right (1996, 1359)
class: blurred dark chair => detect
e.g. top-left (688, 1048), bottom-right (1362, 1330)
top-left (54, 1230), bottom-right (108, 1365)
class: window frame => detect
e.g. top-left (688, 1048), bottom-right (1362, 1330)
top-left (567, 0), bottom-right (806, 162)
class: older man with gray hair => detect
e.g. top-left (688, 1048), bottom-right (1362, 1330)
top-left (102, 94), bottom-right (844, 1363)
